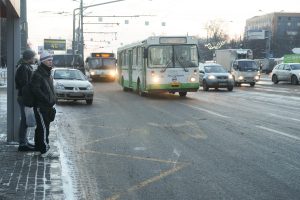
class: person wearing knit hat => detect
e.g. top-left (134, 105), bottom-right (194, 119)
top-left (39, 51), bottom-right (53, 63)
top-left (15, 49), bottom-right (37, 151)
top-left (30, 51), bottom-right (58, 158)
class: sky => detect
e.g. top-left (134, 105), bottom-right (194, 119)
top-left (27, 0), bottom-right (300, 56)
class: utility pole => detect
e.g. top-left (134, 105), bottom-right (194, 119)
top-left (80, 0), bottom-right (84, 61)
top-left (73, 0), bottom-right (126, 61)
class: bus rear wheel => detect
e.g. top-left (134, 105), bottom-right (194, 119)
top-left (179, 92), bottom-right (187, 97)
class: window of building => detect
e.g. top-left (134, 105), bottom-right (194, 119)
top-left (287, 22), bottom-right (291, 26)
top-left (297, 22), bottom-right (300, 27)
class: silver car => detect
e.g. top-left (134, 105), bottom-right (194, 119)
top-left (52, 68), bottom-right (94, 104)
top-left (271, 63), bottom-right (300, 85)
top-left (199, 63), bottom-right (234, 91)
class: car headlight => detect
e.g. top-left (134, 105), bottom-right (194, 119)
top-left (208, 75), bottom-right (216, 80)
top-left (228, 74), bottom-right (233, 79)
top-left (55, 83), bottom-right (64, 90)
top-left (90, 71), bottom-right (95, 76)
top-left (87, 84), bottom-right (93, 90)
top-left (238, 76), bottom-right (244, 80)
top-left (254, 75), bottom-right (260, 80)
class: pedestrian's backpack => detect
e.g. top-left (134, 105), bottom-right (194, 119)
top-left (22, 83), bottom-right (35, 107)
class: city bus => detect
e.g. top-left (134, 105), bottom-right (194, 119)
top-left (117, 36), bottom-right (200, 97)
top-left (85, 52), bottom-right (117, 81)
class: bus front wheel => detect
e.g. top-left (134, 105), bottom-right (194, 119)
top-left (137, 81), bottom-right (145, 96)
top-left (179, 92), bottom-right (187, 97)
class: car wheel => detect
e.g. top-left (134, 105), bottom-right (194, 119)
top-left (291, 75), bottom-right (299, 85)
top-left (86, 99), bottom-right (93, 105)
top-left (202, 80), bottom-right (209, 91)
top-left (227, 86), bottom-right (233, 91)
top-left (272, 74), bottom-right (279, 84)
top-left (250, 82), bottom-right (255, 87)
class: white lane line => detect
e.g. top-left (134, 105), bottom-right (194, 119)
top-left (256, 125), bottom-right (300, 141)
top-left (268, 113), bottom-right (300, 122)
top-left (180, 103), bottom-right (231, 118)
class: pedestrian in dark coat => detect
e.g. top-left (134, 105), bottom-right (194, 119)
top-left (15, 49), bottom-right (36, 151)
top-left (30, 51), bottom-right (58, 158)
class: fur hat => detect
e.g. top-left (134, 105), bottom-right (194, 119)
top-left (22, 49), bottom-right (36, 61)
top-left (40, 51), bottom-right (53, 62)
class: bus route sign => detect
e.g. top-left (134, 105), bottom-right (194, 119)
top-left (44, 39), bottom-right (66, 51)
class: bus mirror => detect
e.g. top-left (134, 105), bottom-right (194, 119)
top-left (143, 49), bottom-right (148, 58)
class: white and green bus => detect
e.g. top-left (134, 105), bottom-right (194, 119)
top-left (117, 36), bottom-right (200, 97)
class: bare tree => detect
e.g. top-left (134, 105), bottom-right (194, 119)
top-left (205, 19), bottom-right (229, 49)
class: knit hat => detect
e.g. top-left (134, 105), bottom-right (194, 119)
top-left (22, 49), bottom-right (36, 61)
top-left (40, 51), bottom-right (53, 62)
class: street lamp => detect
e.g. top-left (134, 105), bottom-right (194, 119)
top-left (72, 0), bottom-right (126, 60)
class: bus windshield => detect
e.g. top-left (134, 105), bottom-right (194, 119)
top-left (148, 45), bottom-right (198, 68)
top-left (87, 58), bottom-right (116, 69)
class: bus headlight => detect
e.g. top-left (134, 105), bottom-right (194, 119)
top-left (238, 76), bottom-right (244, 80)
top-left (90, 71), bottom-right (95, 76)
top-left (152, 76), bottom-right (160, 83)
top-left (254, 75), bottom-right (260, 80)
top-left (190, 77), bottom-right (196, 82)
top-left (109, 70), bottom-right (116, 77)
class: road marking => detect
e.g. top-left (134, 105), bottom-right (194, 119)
top-left (82, 133), bottom-right (127, 146)
top-left (106, 164), bottom-right (187, 200)
top-left (148, 121), bottom-right (207, 139)
top-left (179, 103), bottom-right (231, 118)
top-left (268, 113), bottom-right (300, 122)
top-left (82, 150), bottom-right (188, 165)
top-left (256, 126), bottom-right (300, 141)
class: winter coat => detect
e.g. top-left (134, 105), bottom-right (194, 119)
top-left (15, 61), bottom-right (33, 96)
top-left (30, 63), bottom-right (56, 109)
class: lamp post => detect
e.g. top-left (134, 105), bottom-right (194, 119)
top-left (72, 0), bottom-right (126, 60)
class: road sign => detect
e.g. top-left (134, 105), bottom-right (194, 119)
top-left (44, 39), bottom-right (66, 51)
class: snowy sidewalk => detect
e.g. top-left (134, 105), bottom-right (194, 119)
top-left (0, 88), bottom-right (65, 199)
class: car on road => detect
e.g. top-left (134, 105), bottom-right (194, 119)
top-left (52, 68), bottom-right (94, 104)
top-left (199, 63), bottom-right (234, 91)
top-left (271, 63), bottom-right (300, 85)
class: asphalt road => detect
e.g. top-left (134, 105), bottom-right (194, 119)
top-left (56, 79), bottom-right (300, 200)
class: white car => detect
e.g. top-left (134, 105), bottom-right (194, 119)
top-left (271, 63), bottom-right (300, 85)
top-left (51, 68), bottom-right (94, 104)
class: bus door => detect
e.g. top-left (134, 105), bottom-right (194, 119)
top-left (128, 50), bottom-right (133, 88)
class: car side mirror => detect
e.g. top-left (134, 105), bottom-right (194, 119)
top-left (199, 70), bottom-right (205, 74)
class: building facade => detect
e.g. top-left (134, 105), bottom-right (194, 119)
top-left (245, 12), bottom-right (300, 58)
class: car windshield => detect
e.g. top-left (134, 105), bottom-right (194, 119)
top-left (238, 61), bottom-right (259, 71)
top-left (54, 70), bottom-right (86, 80)
top-left (290, 64), bottom-right (300, 70)
top-left (204, 65), bottom-right (227, 73)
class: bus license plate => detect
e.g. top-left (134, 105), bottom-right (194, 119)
top-left (171, 82), bottom-right (180, 87)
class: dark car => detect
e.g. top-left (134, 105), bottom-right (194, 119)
top-left (199, 63), bottom-right (234, 91)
